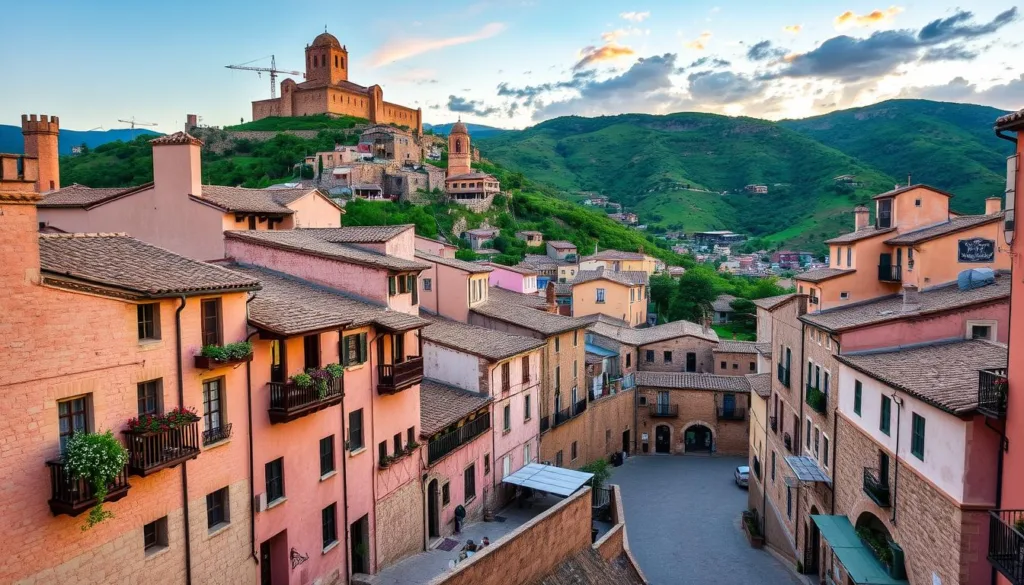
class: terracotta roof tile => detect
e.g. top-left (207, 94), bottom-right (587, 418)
top-left (38, 183), bottom-right (154, 208)
top-left (39, 233), bottom-right (259, 297)
top-left (795, 268), bottom-right (855, 283)
top-left (471, 301), bottom-right (587, 336)
top-left (421, 319), bottom-right (545, 361)
top-left (415, 251), bottom-right (493, 274)
top-left (752, 293), bottom-right (800, 311)
top-left (713, 340), bottom-right (760, 354)
top-left (883, 213), bottom-right (1003, 245)
top-left (547, 241), bottom-right (577, 249)
top-left (488, 285), bottom-right (550, 309)
top-left (572, 269), bottom-right (648, 287)
top-left (224, 229), bottom-right (429, 271)
top-left (446, 172), bottom-right (498, 181)
top-left (150, 131), bottom-right (203, 146)
top-left (836, 339), bottom-right (1007, 414)
top-left (582, 250), bottom-right (648, 261)
top-left (484, 262), bottom-right (537, 275)
top-left (712, 294), bottom-right (736, 312)
top-left (636, 371), bottom-right (751, 392)
top-left (192, 185), bottom-right (329, 214)
top-left (871, 184), bottom-right (954, 200)
top-left (824, 226), bottom-right (896, 244)
top-left (419, 379), bottom-right (492, 436)
top-left (587, 319), bottom-right (718, 346)
top-left (746, 373), bottom-right (772, 398)
top-left (995, 108), bottom-right (1024, 131)
top-left (324, 225), bottom-right (415, 243)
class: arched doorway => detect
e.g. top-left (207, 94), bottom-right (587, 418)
top-left (654, 425), bottom-right (671, 453)
top-left (855, 512), bottom-right (905, 579)
top-left (427, 479), bottom-right (440, 538)
top-left (683, 424), bottom-right (713, 452)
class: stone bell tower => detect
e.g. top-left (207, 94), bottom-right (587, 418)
top-left (447, 120), bottom-right (472, 177)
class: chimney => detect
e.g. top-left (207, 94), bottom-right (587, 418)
top-left (0, 191), bottom-right (43, 286)
top-left (986, 197), bottom-right (1002, 215)
top-left (545, 280), bottom-right (556, 310)
top-left (150, 132), bottom-right (204, 198)
top-left (21, 114), bottom-right (60, 193)
top-left (854, 205), bottom-right (870, 231)
top-left (902, 285), bottom-right (920, 312)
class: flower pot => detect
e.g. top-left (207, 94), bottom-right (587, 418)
top-left (194, 353), bottom-right (253, 370)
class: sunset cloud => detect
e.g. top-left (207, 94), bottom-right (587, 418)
top-left (834, 6), bottom-right (903, 29)
top-left (574, 43), bottom-right (636, 71)
top-left (602, 27), bottom-right (647, 43)
top-left (686, 31), bottom-right (713, 50)
top-left (370, 23), bottom-right (505, 66)
top-left (784, 24), bottom-right (802, 34)
top-left (620, 11), bottom-right (650, 22)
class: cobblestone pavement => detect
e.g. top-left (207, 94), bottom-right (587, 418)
top-left (611, 455), bottom-right (802, 585)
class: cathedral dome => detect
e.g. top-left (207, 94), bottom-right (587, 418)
top-left (451, 120), bottom-right (468, 135)
top-left (312, 32), bottom-right (342, 49)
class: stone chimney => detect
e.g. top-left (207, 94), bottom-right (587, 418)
top-left (545, 280), bottom-right (556, 311)
top-left (21, 114), bottom-right (60, 193)
top-left (986, 197), bottom-right (1002, 215)
top-left (854, 205), bottom-right (870, 231)
top-left (150, 132), bottom-right (204, 198)
top-left (902, 285), bottom-right (920, 313)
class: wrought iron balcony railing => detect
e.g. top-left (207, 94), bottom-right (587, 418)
top-left (989, 509), bottom-right (1024, 585)
top-left (978, 368), bottom-right (1009, 419)
top-left (863, 467), bottom-right (891, 507)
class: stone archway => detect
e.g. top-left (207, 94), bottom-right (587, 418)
top-left (854, 511), bottom-right (906, 580)
top-left (421, 473), bottom-right (447, 549)
top-left (681, 420), bottom-right (716, 453)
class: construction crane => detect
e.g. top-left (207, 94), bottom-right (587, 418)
top-left (225, 55), bottom-right (303, 99)
top-left (117, 117), bottom-right (158, 139)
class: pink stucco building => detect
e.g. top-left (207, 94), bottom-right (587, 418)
top-left (486, 262), bottom-right (540, 295)
top-left (36, 132), bottom-right (343, 261)
top-left (414, 251), bottom-right (492, 322)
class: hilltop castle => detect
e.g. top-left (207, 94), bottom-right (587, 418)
top-left (250, 32), bottom-right (422, 134)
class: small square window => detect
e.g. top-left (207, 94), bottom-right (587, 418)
top-left (663, 351), bottom-right (672, 363)
top-left (137, 303), bottom-right (160, 341)
top-left (840, 292), bottom-right (850, 300)
top-left (144, 517), bottom-right (169, 554)
top-left (972, 325), bottom-right (993, 340)
top-left (137, 379), bottom-right (163, 417)
top-left (732, 363), bottom-right (738, 370)
top-left (720, 361), bottom-right (727, 369)
top-left (638, 396), bottom-right (648, 406)
top-left (645, 350), bottom-right (654, 363)
top-left (915, 198), bottom-right (922, 207)
top-left (423, 278), bottom-right (432, 291)
top-left (206, 486), bottom-right (230, 530)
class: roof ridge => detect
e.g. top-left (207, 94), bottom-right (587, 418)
top-left (39, 231), bottom-right (130, 238)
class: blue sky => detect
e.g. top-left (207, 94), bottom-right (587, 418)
top-left (2, 0), bottom-right (1021, 133)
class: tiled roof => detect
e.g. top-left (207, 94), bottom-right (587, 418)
top-left (415, 251), bottom-right (493, 274)
top-left (518, 254), bottom-right (574, 272)
top-left (752, 293), bottom-right (800, 311)
top-left (446, 172), bottom-right (497, 181)
top-left (578, 313), bottom-right (632, 328)
top-left (883, 213), bottom-right (1003, 245)
top-left (421, 318), bottom-right (545, 362)
top-left (746, 373), bottom-right (772, 398)
top-left (224, 229), bottom-right (430, 271)
top-left (572, 269), bottom-right (648, 287)
top-left (554, 282), bottom-right (573, 295)
top-left (547, 240), bottom-right (577, 249)
top-left (414, 234), bottom-right (455, 247)
top-left (871, 184), bottom-right (954, 200)
top-left (712, 294), bottom-right (736, 312)
top-left (582, 250), bottom-right (648, 261)
top-left (150, 131), bottom-right (203, 146)
top-left (488, 285), bottom-right (550, 309)
top-left (836, 340), bottom-right (1007, 414)
top-left (795, 268), bottom-right (855, 283)
top-left (230, 265), bottom-right (426, 336)
top-left (995, 108), bottom-right (1024, 131)
top-left (39, 233), bottom-right (259, 298)
top-left (713, 340), bottom-right (760, 354)
top-left (484, 262), bottom-right (537, 275)
top-left (471, 301), bottom-right (587, 336)
top-left (756, 342), bottom-right (772, 357)
top-left (801, 273), bottom-right (1010, 332)
top-left (587, 319), bottom-right (718, 346)
top-left (192, 185), bottom-right (324, 214)
top-left (37, 183), bottom-right (154, 208)
top-left (311, 225), bottom-right (414, 243)
top-left (824, 226), bottom-right (896, 244)
top-left (419, 379), bottom-right (492, 436)
top-left (636, 371), bottom-right (750, 392)
top-left (538, 548), bottom-right (646, 585)
top-left (466, 228), bottom-right (500, 236)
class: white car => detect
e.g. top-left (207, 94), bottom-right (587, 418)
top-left (734, 465), bottom-right (750, 488)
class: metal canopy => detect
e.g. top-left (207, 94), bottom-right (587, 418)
top-left (785, 455), bottom-right (832, 483)
top-left (501, 463), bottom-right (594, 497)
top-left (811, 515), bottom-right (908, 585)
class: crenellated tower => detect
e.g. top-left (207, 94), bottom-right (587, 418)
top-left (21, 114), bottom-right (59, 193)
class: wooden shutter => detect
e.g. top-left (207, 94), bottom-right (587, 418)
top-left (359, 333), bottom-right (368, 363)
top-left (389, 276), bottom-right (397, 296)
top-left (410, 276), bottom-right (418, 305)
top-left (341, 336), bottom-right (350, 367)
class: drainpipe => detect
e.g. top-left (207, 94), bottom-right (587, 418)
top-left (796, 321), bottom-right (806, 555)
top-left (890, 393), bottom-right (903, 526)
top-left (632, 348), bottom-right (639, 454)
top-left (831, 410), bottom-right (838, 516)
top-left (244, 324), bottom-right (259, 561)
top-left (338, 327), bottom-right (351, 579)
top-left (368, 330), bottom-right (382, 572)
top-left (175, 296), bottom-right (194, 585)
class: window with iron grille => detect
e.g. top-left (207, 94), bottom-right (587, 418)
top-left (201, 299), bottom-right (223, 347)
top-left (137, 303), bottom-right (160, 341)
top-left (137, 380), bottom-right (162, 416)
top-left (320, 436), bottom-right (335, 477)
top-left (206, 486), bottom-right (230, 529)
top-left (265, 458), bottom-right (285, 503)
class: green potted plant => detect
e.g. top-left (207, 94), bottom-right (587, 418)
top-left (63, 430), bottom-right (129, 529)
top-left (379, 455), bottom-right (392, 469)
top-left (325, 363), bottom-right (344, 380)
top-left (195, 341), bottom-right (253, 369)
top-left (290, 372), bottom-right (313, 389)
top-left (405, 440), bottom-right (420, 454)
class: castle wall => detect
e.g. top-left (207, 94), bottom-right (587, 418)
top-left (378, 102), bottom-right (422, 134)
top-left (327, 88), bottom-right (373, 120)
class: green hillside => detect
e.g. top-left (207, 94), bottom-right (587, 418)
top-left (780, 99), bottom-right (1012, 210)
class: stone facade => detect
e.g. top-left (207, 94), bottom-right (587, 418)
top-left (376, 479), bottom-right (426, 569)
top-left (713, 351), bottom-right (759, 376)
top-left (637, 336), bottom-right (716, 373)
top-left (637, 387), bottom-right (749, 455)
top-left (584, 390), bottom-right (635, 463)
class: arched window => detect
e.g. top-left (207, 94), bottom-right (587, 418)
top-left (335, 55), bottom-right (339, 68)
top-left (341, 57), bottom-right (345, 69)
top-left (455, 139), bottom-right (462, 154)
top-left (313, 55), bottom-right (318, 67)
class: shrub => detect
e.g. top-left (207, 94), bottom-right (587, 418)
top-left (291, 372), bottom-right (313, 388)
top-left (324, 363), bottom-right (345, 379)
top-left (200, 345), bottom-right (229, 361)
top-left (224, 341), bottom-right (253, 360)
top-left (63, 431), bottom-right (129, 529)
top-left (580, 459), bottom-right (611, 489)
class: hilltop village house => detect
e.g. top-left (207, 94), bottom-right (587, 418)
top-left (249, 32), bottom-right (422, 134)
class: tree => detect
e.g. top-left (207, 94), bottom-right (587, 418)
top-left (317, 155), bottom-right (324, 179)
top-left (649, 274), bottom-right (678, 318)
top-left (671, 268), bottom-right (717, 323)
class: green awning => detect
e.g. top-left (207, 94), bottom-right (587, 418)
top-left (810, 515), bottom-right (908, 585)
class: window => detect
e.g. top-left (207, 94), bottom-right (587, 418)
top-left (837, 248), bottom-right (843, 267)
top-left (206, 487), bottom-right (230, 529)
top-left (503, 404), bottom-right (511, 432)
top-left (823, 435), bottom-right (830, 469)
top-left (524, 442), bottom-right (531, 463)
top-left (571, 441), bottom-right (578, 461)
top-left (720, 361), bottom-right (727, 369)
top-left (270, 339), bottom-right (285, 383)
top-left (786, 486), bottom-right (792, 519)
top-left (664, 351), bottom-right (673, 363)
top-left (341, 332), bottom-right (368, 367)
top-left (320, 436), bottom-right (335, 477)
top-left (408, 275), bottom-right (418, 305)
top-left (732, 363), bottom-right (738, 370)
top-left (915, 198), bottom-right (922, 207)
top-left (524, 394), bottom-right (532, 420)
top-left (265, 458), bottom-right (285, 503)
top-left (626, 353), bottom-right (631, 368)
top-left (58, 396), bottom-right (90, 453)
top-left (555, 337), bottom-right (560, 353)
top-left (771, 451), bottom-right (776, 482)
top-left (137, 380), bottom-right (162, 416)
top-left (348, 409), bottom-right (364, 451)
top-left (393, 433), bottom-right (402, 455)
top-left (854, 381), bottom-right (862, 415)
top-left (555, 450), bottom-right (563, 466)
top-left (880, 395), bottom-right (891, 435)
top-left (484, 454), bottom-right (491, 475)
top-left (442, 483), bottom-right (450, 506)
top-left (638, 396), bottom-right (648, 406)
top-left (464, 464), bottom-right (476, 502)
top-left (407, 427), bottom-right (415, 447)
top-left (749, 362), bottom-right (756, 372)
top-left (911, 413), bottom-right (926, 460)
top-left (378, 441), bottom-right (388, 462)
top-left (806, 418), bottom-right (812, 450)
top-left (137, 303), bottom-right (160, 340)
top-left (555, 366), bottom-right (561, 392)
top-left (813, 427), bottom-right (820, 458)
top-left (322, 504), bottom-right (338, 549)
top-left (971, 324), bottom-right (993, 340)
top-left (143, 517), bottom-right (169, 555)
top-left (202, 378), bottom-right (224, 435)
top-left (423, 278), bottom-right (432, 291)
top-left (596, 288), bottom-right (606, 303)
top-left (846, 247), bottom-right (852, 267)
top-left (645, 350), bottom-right (654, 363)
top-left (304, 334), bottom-right (321, 370)
top-left (686, 352), bottom-right (697, 372)
top-left (501, 362), bottom-right (511, 391)
top-left (201, 298), bottom-right (223, 347)
top-left (522, 356), bottom-right (531, 383)
top-left (573, 360), bottom-right (578, 378)
top-left (388, 276), bottom-right (397, 296)
top-left (574, 330), bottom-right (579, 347)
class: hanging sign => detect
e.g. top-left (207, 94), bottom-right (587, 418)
top-left (958, 238), bottom-right (995, 263)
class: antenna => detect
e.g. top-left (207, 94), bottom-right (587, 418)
top-left (117, 117), bottom-right (158, 139)
top-left (226, 54), bottom-right (303, 100)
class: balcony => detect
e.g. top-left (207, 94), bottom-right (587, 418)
top-left (427, 413), bottom-right (490, 464)
top-left (552, 399), bottom-right (587, 428)
top-left (202, 423), bottom-right (233, 446)
top-left (47, 459), bottom-right (130, 517)
top-left (978, 368), bottom-right (1009, 419)
top-left (649, 404), bottom-right (679, 418)
top-left (806, 385), bottom-right (828, 414)
top-left (378, 357), bottom-right (424, 395)
top-left (783, 432), bottom-right (793, 452)
top-left (863, 467), bottom-right (891, 507)
top-left (268, 376), bottom-right (344, 424)
top-left (989, 510), bottom-right (1024, 584)
top-left (777, 365), bottom-right (790, 388)
top-left (878, 264), bottom-right (902, 282)
top-left (717, 406), bottom-right (746, 421)
top-left (769, 415), bottom-right (778, 433)
top-left (124, 421), bottom-right (201, 476)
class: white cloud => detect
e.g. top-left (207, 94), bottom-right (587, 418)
top-left (620, 11), bottom-right (650, 22)
top-left (370, 23), bottom-right (505, 66)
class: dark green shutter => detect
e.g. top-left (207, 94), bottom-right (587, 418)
top-left (411, 276), bottom-right (418, 305)
top-left (359, 333), bottom-right (367, 363)
top-left (389, 276), bottom-right (396, 296)
top-left (341, 336), bottom-right (350, 366)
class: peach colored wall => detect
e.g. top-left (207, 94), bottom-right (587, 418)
top-left (1002, 140), bottom-right (1024, 525)
top-left (803, 235), bottom-right (894, 311)
top-left (419, 262), bottom-right (439, 315)
top-left (905, 221), bottom-right (1010, 289)
top-left (573, 280), bottom-right (646, 326)
top-left (424, 429), bottom-right (491, 535)
top-left (433, 263), bottom-right (470, 322)
top-left (414, 236), bottom-right (455, 258)
top-left (154, 143), bottom-right (202, 201)
top-left (890, 187), bottom-right (949, 231)
top-left (963, 415), bottom-right (1002, 506)
top-left (285, 192), bottom-right (343, 228)
top-left (384, 228), bottom-right (417, 260)
top-left (838, 300), bottom-right (1009, 352)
